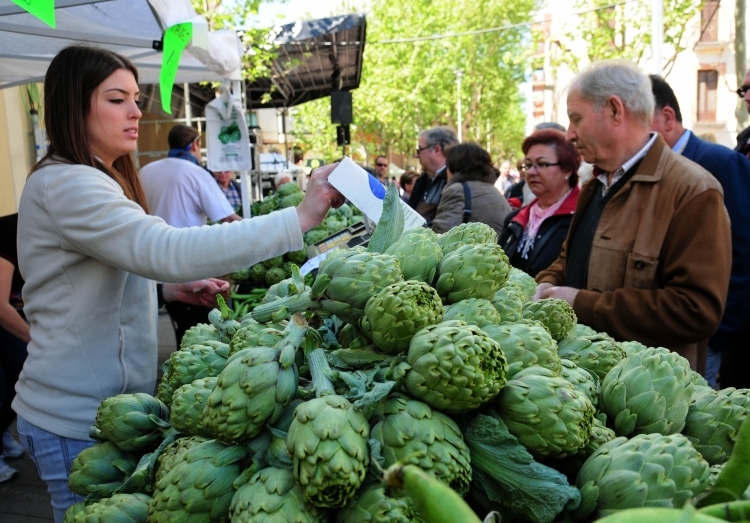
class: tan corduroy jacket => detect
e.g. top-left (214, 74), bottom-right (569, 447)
top-left (536, 135), bottom-right (732, 368)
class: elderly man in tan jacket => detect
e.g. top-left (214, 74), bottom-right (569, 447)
top-left (533, 60), bottom-right (732, 370)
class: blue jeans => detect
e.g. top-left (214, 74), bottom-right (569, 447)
top-left (704, 346), bottom-right (722, 390)
top-left (16, 416), bottom-right (93, 523)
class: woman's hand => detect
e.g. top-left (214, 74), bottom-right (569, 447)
top-left (163, 279), bottom-right (231, 308)
top-left (296, 163), bottom-right (345, 232)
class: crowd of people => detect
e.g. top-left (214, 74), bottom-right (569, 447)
top-left (2, 42), bottom-right (750, 522)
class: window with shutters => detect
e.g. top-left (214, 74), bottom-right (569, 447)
top-left (700, 0), bottom-right (719, 42)
top-left (697, 70), bottom-right (718, 121)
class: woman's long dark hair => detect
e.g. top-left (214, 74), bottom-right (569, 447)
top-left (445, 142), bottom-right (499, 184)
top-left (29, 45), bottom-right (149, 211)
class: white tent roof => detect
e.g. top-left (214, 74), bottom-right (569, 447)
top-left (0, 0), bottom-right (243, 89)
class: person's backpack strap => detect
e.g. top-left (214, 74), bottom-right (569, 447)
top-left (460, 182), bottom-right (472, 223)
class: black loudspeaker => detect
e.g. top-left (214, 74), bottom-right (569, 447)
top-left (331, 91), bottom-right (353, 125)
top-left (336, 125), bottom-right (351, 146)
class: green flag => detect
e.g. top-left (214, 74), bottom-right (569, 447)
top-left (11, 0), bottom-right (55, 28)
top-left (159, 22), bottom-right (193, 114)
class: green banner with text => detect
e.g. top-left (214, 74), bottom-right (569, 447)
top-left (160, 22), bottom-right (193, 115)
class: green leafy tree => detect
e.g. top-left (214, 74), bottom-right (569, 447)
top-left (293, 0), bottom-right (536, 162)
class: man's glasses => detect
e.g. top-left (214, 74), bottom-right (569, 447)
top-left (415, 145), bottom-right (431, 156)
top-left (737, 85), bottom-right (750, 98)
top-left (376, 163), bottom-right (388, 168)
top-left (521, 161), bottom-right (560, 172)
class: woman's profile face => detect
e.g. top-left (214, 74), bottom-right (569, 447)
top-left (524, 143), bottom-right (571, 199)
top-left (86, 68), bottom-right (141, 167)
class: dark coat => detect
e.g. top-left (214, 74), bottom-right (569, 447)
top-left (498, 187), bottom-right (578, 278)
top-left (683, 132), bottom-right (750, 352)
top-left (735, 125), bottom-right (750, 154)
top-left (407, 168), bottom-right (447, 225)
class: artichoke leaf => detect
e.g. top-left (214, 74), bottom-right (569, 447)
top-left (367, 184), bottom-right (404, 254)
top-left (464, 413), bottom-right (581, 523)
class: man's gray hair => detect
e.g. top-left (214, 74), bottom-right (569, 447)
top-left (569, 60), bottom-right (655, 128)
top-left (420, 126), bottom-right (459, 150)
top-left (274, 170), bottom-right (293, 187)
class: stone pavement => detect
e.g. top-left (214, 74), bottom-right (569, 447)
top-left (0, 310), bottom-right (178, 522)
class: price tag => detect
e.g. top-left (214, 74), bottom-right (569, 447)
top-left (10, 0), bottom-right (55, 28)
top-left (160, 22), bottom-right (193, 114)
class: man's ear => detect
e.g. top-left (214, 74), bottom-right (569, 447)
top-left (661, 106), bottom-right (677, 132)
top-left (606, 95), bottom-right (627, 125)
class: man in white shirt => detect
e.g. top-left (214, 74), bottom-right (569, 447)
top-left (140, 125), bottom-right (241, 344)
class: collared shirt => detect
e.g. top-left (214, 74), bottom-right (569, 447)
top-left (671, 129), bottom-right (691, 155)
top-left (595, 132), bottom-right (658, 195)
top-left (220, 182), bottom-right (242, 211)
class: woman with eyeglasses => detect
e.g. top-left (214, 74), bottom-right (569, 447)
top-left (498, 129), bottom-right (581, 277)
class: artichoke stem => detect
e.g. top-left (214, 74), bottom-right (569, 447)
top-left (216, 294), bottom-right (231, 320)
top-left (251, 290), bottom-right (319, 322)
top-left (278, 314), bottom-right (308, 368)
top-left (308, 348), bottom-right (335, 397)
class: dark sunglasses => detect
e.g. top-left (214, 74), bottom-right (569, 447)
top-left (736, 85), bottom-right (750, 98)
top-left (376, 163), bottom-right (388, 167)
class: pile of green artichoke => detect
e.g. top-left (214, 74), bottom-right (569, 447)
top-left (66, 190), bottom-right (750, 523)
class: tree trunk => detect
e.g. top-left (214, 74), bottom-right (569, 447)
top-left (736, 0), bottom-right (748, 130)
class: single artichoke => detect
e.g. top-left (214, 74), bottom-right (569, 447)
top-left (264, 256), bottom-right (285, 269)
top-left (682, 387), bottom-right (750, 465)
top-left (64, 493), bottom-right (152, 523)
top-left (280, 192), bottom-right (304, 209)
top-left (359, 280), bottom-right (444, 354)
top-left (404, 320), bottom-right (508, 413)
top-left (443, 298), bottom-right (501, 328)
top-left (203, 318), bottom-right (305, 442)
top-left (619, 340), bottom-right (648, 357)
top-left (559, 358), bottom-right (600, 409)
top-left (574, 324), bottom-right (599, 337)
top-left (482, 320), bottom-right (561, 379)
top-left (180, 323), bottom-right (223, 350)
top-left (490, 281), bottom-right (526, 323)
top-left (370, 394), bottom-right (472, 495)
top-left (148, 439), bottom-right (249, 522)
top-left (169, 377), bottom-right (216, 437)
top-left (336, 484), bottom-right (422, 523)
top-left (507, 267), bottom-right (537, 301)
top-left (522, 298), bottom-right (577, 342)
top-left (286, 395), bottom-right (370, 508)
top-left (581, 416), bottom-right (616, 458)
top-left (229, 321), bottom-right (286, 357)
top-left (496, 366), bottom-right (595, 459)
top-left (287, 247), bottom-right (309, 266)
top-left (600, 347), bottom-right (694, 437)
top-left (230, 467), bottom-right (328, 523)
top-left (277, 182), bottom-right (302, 197)
top-left (556, 335), bottom-right (625, 381)
top-left (434, 243), bottom-right (511, 304)
top-left (250, 264), bottom-right (267, 283)
top-left (90, 393), bottom-right (171, 452)
top-left (384, 228), bottom-right (443, 284)
top-left (572, 434), bottom-right (711, 521)
top-left (156, 340), bottom-right (229, 405)
top-left (266, 267), bottom-right (287, 287)
top-left (436, 222), bottom-right (498, 253)
top-left (68, 441), bottom-right (138, 496)
top-left (154, 435), bottom-right (209, 485)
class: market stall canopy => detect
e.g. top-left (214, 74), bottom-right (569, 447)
top-left (0, 0), bottom-right (243, 89)
top-left (246, 13), bottom-right (366, 108)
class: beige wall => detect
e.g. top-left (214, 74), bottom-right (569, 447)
top-left (0, 87), bottom-right (34, 217)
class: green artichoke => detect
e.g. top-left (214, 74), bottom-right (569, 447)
top-left (490, 281), bottom-right (526, 323)
top-left (148, 439), bottom-right (249, 522)
top-left (304, 229), bottom-right (329, 245)
top-left (203, 317), bottom-right (306, 442)
top-left (90, 393), bottom-right (171, 452)
top-left (507, 267), bottom-right (537, 301)
top-left (574, 324), bottom-right (599, 337)
top-left (359, 280), bottom-right (444, 354)
top-left (286, 395), bottom-right (370, 508)
top-left (336, 484), bottom-right (422, 523)
top-left (277, 182), bottom-right (302, 197)
top-left (384, 228), bottom-right (443, 284)
top-left (266, 267), bottom-right (287, 287)
top-left (404, 320), bottom-right (508, 413)
top-left (250, 263), bottom-right (267, 283)
top-left (65, 493), bottom-right (152, 523)
top-left (169, 377), bottom-right (216, 437)
top-left (705, 462), bottom-right (750, 499)
top-left (154, 435), bottom-right (209, 485)
top-left (682, 387), bottom-right (750, 465)
top-left (619, 340), bottom-right (648, 357)
top-left (156, 340), bottom-right (229, 405)
top-left (581, 416), bottom-right (616, 458)
top-left (522, 298), bottom-right (577, 342)
top-left (436, 221), bottom-right (498, 253)
top-left (229, 321), bottom-right (286, 357)
top-left (287, 247), bottom-right (308, 266)
top-left (280, 192), bottom-right (304, 209)
top-left (496, 366), bottom-right (595, 459)
top-left (180, 323), bottom-right (223, 350)
top-left (443, 298), bottom-right (501, 328)
top-left (68, 441), bottom-right (138, 496)
top-left (434, 243), bottom-right (511, 304)
top-left (690, 370), bottom-right (709, 389)
top-left (482, 320), bottom-right (561, 379)
top-left (264, 256), bottom-right (285, 269)
top-left (556, 335), bottom-right (625, 381)
top-left (230, 467), bottom-right (327, 523)
top-left (572, 434), bottom-right (711, 521)
top-left (600, 347), bottom-right (694, 437)
top-left (253, 249), bottom-right (404, 325)
top-left (370, 394), bottom-right (472, 495)
top-left (559, 358), bottom-right (599, 409)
